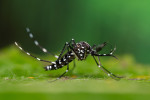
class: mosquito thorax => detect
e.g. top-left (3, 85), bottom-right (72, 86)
top-left (73, 41), bottom-right (91, 60)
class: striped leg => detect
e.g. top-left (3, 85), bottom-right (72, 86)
top-left (68, 38), bottom-right (76, 72)
top-left (92, 46), bottom-right (118, 59)
top-left (94, 42), bottom-right (117, 57)
top-left (68, 39), bottom-right (82, 60)
top-left (56, 39), bottom-right (76, 61)
top-left (69, 38), bottom-right (76, 47)
top-left (15, 42), bottom-right (55, 64)
top-left (26, 27), bottom-right (58, 58)
top-left (93, 56), bottom-right (120, 80)
top-left (56, 42), bottom-right (70, 61)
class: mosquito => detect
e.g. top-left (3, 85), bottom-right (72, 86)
top-left (15, 28), bottom-right (120, 82)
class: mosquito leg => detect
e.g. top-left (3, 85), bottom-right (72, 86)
top-left (93, 56), bottom-right (120, 80)
top-left (56, 42), bottom-right (71, 61)
top-left (91, 45), bottom-right (118, 59)
top-left (97, 56), bottom-right (121, 78)
top-left (68, 39), bottom-right (82, 60)
top-left (92, 53), bottom-right (118, 59)
top-left (67, 38), bottom-right (76, 46)
top-left (68, 39), bottom-right (76, 71)
top-left (15, 42), bottom-right (55, 64)
top-left (94, 42), bottom-right (117, 58)
top-left (26, 27), bottom-right (58, 58)
top-left (56, 39), bottom-right (78, 61)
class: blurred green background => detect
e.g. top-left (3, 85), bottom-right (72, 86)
top-left (1, 0), bottom-right (150, 64)
top-left (1, 0), bottom-right (150, 100)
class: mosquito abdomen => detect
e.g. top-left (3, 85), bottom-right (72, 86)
top-left (44, 51), bottom-right (75, 71)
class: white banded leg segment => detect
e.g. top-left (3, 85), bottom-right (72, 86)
top-left (93, 56), bottom-right (120, 80)
top-left (42, 48), bottom-right (58, 58)
top-left (34, 40), bottom-right (39, 46)
top-left (26, 27), bottom-right (57, 58)
top-left (15, 42), bottom-right (22, 50)
top-left (55, 55), bottom-right (59, 58)
top-left (18, 46), bottom-right (23, 50)
top-left (100, 65), bottom-right (120, 80)
top-left (94, 53), bottom-right (117, 59)
top-left (108, 73), bottom-right (113, 77)
top-left (37, 58), bottom-right (40, 61)
top-left (15, 42), bottom-right (52, 63)
top-left (42, 48), bottom-right (47, 52)
top-left (29, 33), bottom-right (33, 38)
top-left (110, 46), bottom-right (116, 55)
top-left (26, 27), bottom-right (30, 32)
top-left (42, 48), bottom-right (58, 59)
top-left (15, 42), bottom-right (18, 46)
top-left (108, 73), bottom-right (110, 76)
top-left (66, 70), bottom-right (68, 72)
top-left (110, 53), bottom-right (113, 55)
top-left (26, 52), bottom-right (30, 55)
top-left (52, 62), bottom-right (56, 64)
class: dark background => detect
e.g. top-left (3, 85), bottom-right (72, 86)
top-left (0, 0), bottom-right (150, 64)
